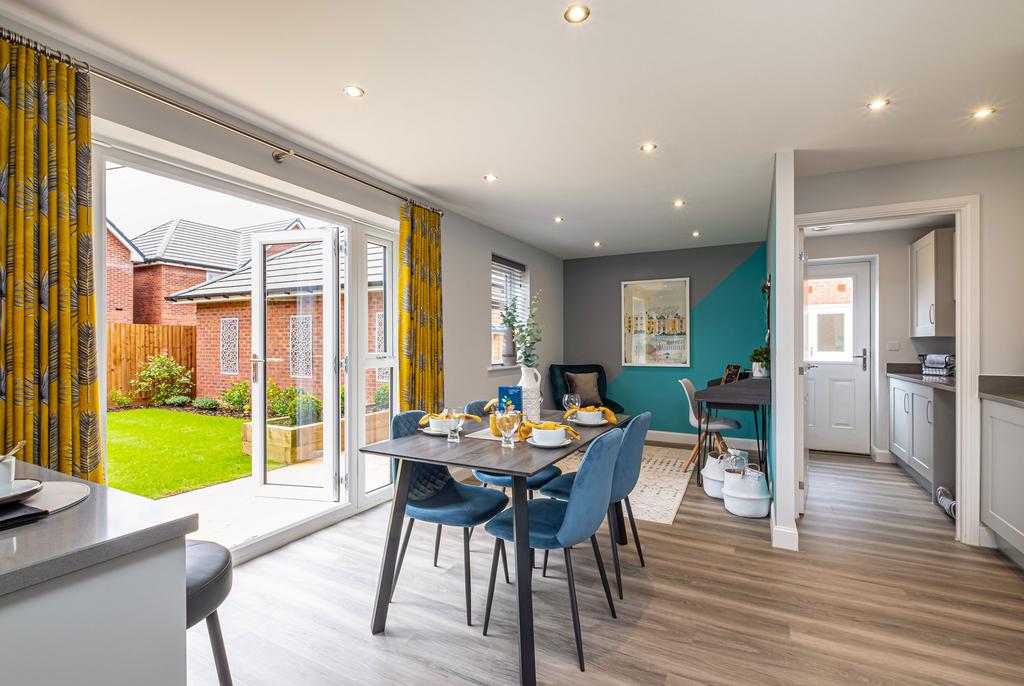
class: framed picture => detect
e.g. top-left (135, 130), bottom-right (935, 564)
top-left (621, 277), bottom-right (690, 367)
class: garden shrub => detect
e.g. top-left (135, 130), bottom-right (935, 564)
top-left (373, 384), bottom-right (391, 410)
top-left (288, 393), bottom-right (323, 427)
top-left (192, 397), bottom-right (221, 410)
top-left (131, 352), bottom-right (194, 405)
top-left (221, 381), bottom-right (251, 413)
top-left (164, 395), bottom-right (191, 407)
top-left (110, 389), bottom-right (133, 409)
top-left (266, 382), bottom-right (299, 419)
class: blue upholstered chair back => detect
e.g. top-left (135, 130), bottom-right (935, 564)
top-left (464, 399), bottom-right (488, 432)
top-left (391, 410), bottom-right (452, 501)
top-left (610, 412), bottom-right (651, 503)
top-left (556, 429), bottom-right (623, 548)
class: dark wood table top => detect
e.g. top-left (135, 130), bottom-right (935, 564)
top-left (358, 410), bottom-right (630, 477)
top-left (694, 377), bottom-right (771, 406)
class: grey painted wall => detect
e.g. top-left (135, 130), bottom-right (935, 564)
top-left (563, 242), bottom-right (763, 379)
top-left (796, 146), bottom-right (1024, 375)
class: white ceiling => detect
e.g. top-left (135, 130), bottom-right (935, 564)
top-left (8, 1), bottom-right (1024, 257)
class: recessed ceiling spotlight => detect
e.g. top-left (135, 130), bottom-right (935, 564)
top-left (553, 216), bottom-right (565, 223)
top-left (593, 240), bottom-right (601, 247)
top-left (866, 98), bottom-right (889, 111)
top-left (563, 3), bottom-right (590, 24)
top-left (639, 142), bottom-right (658, 153)
top-left (483, 173), bottom-right (498, 182)
top-left (691, 231), bottom-right (701, 238)
top-left (673, 199), bottom-right (686, 208)
top-left (342, 85), bottom-right (365, 98)
top-left (972, 107), bottom-right (996, 119)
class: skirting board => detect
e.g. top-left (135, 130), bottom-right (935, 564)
top-left (647, 430), bottom-right (761, 452)
top-left (872, 448), bottom-right (897, 464)
top-left (771, 503), bottom-right (800, 551)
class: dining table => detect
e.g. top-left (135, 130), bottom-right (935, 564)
top-left (360, 408), bottom-right (629, 686)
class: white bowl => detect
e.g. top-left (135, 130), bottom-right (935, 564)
top-left (429, 417), bottom-right (459, 432)
top-left (574, 410), bottom-right (604, 425)
top-left (532, 428), bottom-right (566, 446)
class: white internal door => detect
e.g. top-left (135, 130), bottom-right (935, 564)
top-left (804, 261), bottom-right (871, 454)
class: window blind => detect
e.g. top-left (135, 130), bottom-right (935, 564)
top-left (491, 255), bottom-right (529, 322)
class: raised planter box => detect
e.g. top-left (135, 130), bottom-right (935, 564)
top-left (242, 410), bottom-right (391, 465)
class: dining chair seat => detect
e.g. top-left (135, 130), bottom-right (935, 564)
top-left (484, 498), bottom-right (568, 550)
top-left (538, 471), bottom-right (575, 501)
top-left (473, 465), bottom-right (562, 490)
top-left (703, 416), bottom-right (741, 432)
top-left (405, 480), bottom-right (510, 528)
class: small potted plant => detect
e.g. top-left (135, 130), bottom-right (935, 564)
top-left (750, 346), bottom-right (770, 378)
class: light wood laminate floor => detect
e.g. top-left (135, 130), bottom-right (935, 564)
top-left (187, 452), bottom-right (1024, 685)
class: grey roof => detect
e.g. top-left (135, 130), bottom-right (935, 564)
top-left (106, 219), bottom-right (144, 261)
top-left (129, 218), bottom-right (305, 271)
top-left (167, 241), bottom-right (385, 302)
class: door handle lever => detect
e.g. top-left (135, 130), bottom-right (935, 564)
top-left (852, 348), bottom-right (868, 372)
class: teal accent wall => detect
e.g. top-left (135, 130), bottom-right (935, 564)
top-left (606, 244), bottom-right (768, 438)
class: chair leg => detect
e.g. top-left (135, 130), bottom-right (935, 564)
top-left (714, 432), bottom-right (729, 454)
top-left (590, 535), bottom-right (617, 618)
top-left (483, 539), bottom-right (502, 636)
top-left (499, 538), bottom-right (511, 584)
top-left (463, 527), bottom-right (473, 626)
top-left (607, 506), bottom-right (623, 599)
top-left (682, 440), bottom-right (701, 472)
top-left (206, 611), bottom-right (233, 686)
top-left (624, 496), bottom-right (646, 567)
top-left (542, 549), bottom-right (549, 577)
top-left (391, 518), bottom-right (415, 601)
top-left (433, 524), bottom-right (442, 567)
top-left (563, 548), bottom-right (585, 672)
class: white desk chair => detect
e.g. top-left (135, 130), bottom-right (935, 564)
top-left (679, 378), bottom-right (741, 472)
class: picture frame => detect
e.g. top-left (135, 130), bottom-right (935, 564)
top-left (621, 277), bottom-right (691, 367)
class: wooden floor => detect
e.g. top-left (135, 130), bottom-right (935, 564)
top-left (187, 452), bottom-right (1024, 685)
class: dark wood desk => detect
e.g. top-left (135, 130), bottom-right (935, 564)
top-left (360, 409), bottom-right (628, 686)
top-left (694, 378), bottom-right (771, 487)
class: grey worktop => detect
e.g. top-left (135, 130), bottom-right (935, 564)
top-left (0, 462), bottom-right (197, 597)
top-left (886, 372), bottom-right (957, 393)
top-left (979, 375), bottom-right (1024, 410)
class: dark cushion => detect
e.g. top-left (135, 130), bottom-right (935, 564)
top-left (549, 364), bottom-right (625, 413)
top-left (472, 465), bottom-right (562, 490)
top-left (185, 540), bottom-right (233, 628)
top-left (406, 480), bottom-right (509, 528)
top-left (565, 371), bottom-right (602, 406)
top-left (485, 498), bottom-right (567, 550)
top-left (538, 471), bottom-right (576, 501)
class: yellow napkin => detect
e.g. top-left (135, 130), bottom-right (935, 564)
top-left (563, 406), bottom-right (618, 425)
top-left (418, 412), bottom-right (481, 426)
top-left (518, 420), bottom-right (581, 442)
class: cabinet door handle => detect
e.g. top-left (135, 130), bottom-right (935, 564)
top-left (929, 303), bottom-right (935, 324)
top-left (905, 393), bottom-right (910, 413)
top-left (927, 400), bottom-right (933, 424)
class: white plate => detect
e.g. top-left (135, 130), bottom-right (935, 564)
top-left (526, 436), bottom-right (574, 449)
top-left (570, 417), bottom-right (608, 427)
top-left (419, 428), bottom-right (452, 437)
top-left (0, 479), bottom-right (44, 506)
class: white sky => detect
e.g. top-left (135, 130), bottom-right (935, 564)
top-left (105, 163), bottom-right (320, 238)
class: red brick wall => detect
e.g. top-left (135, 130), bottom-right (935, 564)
top-left (106, 230), bottom-right (134, 324)
top-left (805, 277), bottom-right (853, 306)
top-left (134, 264), bottom-right (208, 325)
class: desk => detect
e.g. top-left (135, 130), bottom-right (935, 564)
top-left (360, 409), bottom-right (628, 686)
top-left (694, 378), bottom-right (771, 487)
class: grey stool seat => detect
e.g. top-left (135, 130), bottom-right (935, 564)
top-left (186, 540), bottom-right (233, 685)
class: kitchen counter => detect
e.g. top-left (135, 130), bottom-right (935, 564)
top-left (1, 462), bottom-right (197, 597)
top-left (979, 375), bottom-right (1024, 410)
top-left (885, 372), bottom-right (956, 392)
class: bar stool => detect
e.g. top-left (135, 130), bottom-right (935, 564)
top-left (186, 540), bottom-right (234, 686)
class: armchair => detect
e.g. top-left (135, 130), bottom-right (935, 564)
top-left (549, 364), bottom-right (625, 413)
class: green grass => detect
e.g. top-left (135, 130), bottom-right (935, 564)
top-left (107, 408), bottom-right (276, 499)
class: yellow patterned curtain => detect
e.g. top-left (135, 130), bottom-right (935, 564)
top-left (0, 40), bottom-right (102, 482)
top-left (398, 203), bottom-right (444, 413)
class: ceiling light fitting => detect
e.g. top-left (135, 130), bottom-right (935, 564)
top-left (342, 85), bottom-right (365, 98)
top-left (564, 4), bottom-right (590, 23)
top-left (673, 199), bottom-right (685, 208)
top-left (973, 107), bottom-right (995, 119)
top-left (483, 174), bottom-right (498, 182)
top-left (640, 142), bottom-right (657, 153)
top-left (867, 98), bottom-right (890, 111)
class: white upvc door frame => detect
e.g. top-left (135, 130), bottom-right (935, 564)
top-left (793, 195), bottom-right (986, 547)
top-left (251, 227), bottom-right (342, 501)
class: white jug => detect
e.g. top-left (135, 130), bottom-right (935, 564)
top-left (518, 365), bottom-right (542, 421)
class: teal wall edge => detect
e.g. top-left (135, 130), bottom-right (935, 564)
top-left (606, 243), bottom-right (768, 439)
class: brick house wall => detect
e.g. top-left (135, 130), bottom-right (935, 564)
top-left (193, 289), bottom-right (387, 411)
top-left (106, 228), bottom-right (134, 324)
top-left (805, 277), bottom-right (853, 306)
top-left (134, 263), bottom-right (209, 325)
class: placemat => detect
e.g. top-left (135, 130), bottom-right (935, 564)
top-left (465, 428), bottom-right (503, 442)
top-left (0, 482), bottom-right (90, 532)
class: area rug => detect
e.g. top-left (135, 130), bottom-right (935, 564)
top-left (555, 445), bottom-right (692, 525)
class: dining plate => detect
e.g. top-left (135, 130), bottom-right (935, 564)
top-left (419, 428), bottom-right (451, 437)
top-left (0, 479), bottom-right (44, 506)
top-left (526, 436), bottom-right (574, 449)
top-left (570, 418), bottom-right (608, 427)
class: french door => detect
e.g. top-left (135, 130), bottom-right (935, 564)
top-left (250, 224), bottom-right (396, 507)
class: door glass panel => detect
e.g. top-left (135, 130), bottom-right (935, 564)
top-left (364, 239), bottom-right (394, 493)
top-left (804, 276), bottom-right (854, 362)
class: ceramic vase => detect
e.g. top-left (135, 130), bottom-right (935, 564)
top-left (518, 365), bottom-right (542, 421)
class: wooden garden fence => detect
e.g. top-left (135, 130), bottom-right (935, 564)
top-left (107, 323), bottom-right (196, 405)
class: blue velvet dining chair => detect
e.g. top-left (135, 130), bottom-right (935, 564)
top-left (465, 399), bottom-right (562, 495)
top-left (482, 428), bottom-right (623, 672)
top-left (389, 410), bottom-right (510, 625)
top-left (540, 412), bottom-right (652, 599)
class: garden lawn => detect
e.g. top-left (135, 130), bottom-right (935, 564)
top-left (107, 408), bottom-right (279, 499)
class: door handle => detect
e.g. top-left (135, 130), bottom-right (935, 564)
top-left (904, 393), bottom-right (910, 413)
top-left (805, 363), bottom-right (819, 371)
top-left (929, 303), bottom-right (935, 324)
top-left (852, 347), bottom-right (868, 372)
top-left (927, 400), bottom-right (933, 424)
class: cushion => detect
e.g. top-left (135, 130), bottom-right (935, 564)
top-left (473, 465), bottom-right (562, 490)
top-left (566, 371), bottom-right (602, 406)
top-left (185, 540), bottom-right (233, 628)
top-left (484, 498), bottom-right (568, 550)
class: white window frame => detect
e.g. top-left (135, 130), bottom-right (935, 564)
top-left (804, 303), bottom-right (854, 362)
top-left (219, 317), bottom-right (239, 375)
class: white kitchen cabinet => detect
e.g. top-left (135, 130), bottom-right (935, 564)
top-left (981, 399), bottom-right (1024, 555)
top-left (909, 229), bottom-right (955, 337)
top-left (890, 382), bottom-right (912, 461)
top-left (888, 376), bottom-right (955, 498)
top-left (910, 392), bottom-right (934, 477)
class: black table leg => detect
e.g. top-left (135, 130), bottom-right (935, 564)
top-left (371, 459), bottom-right (413, 634)
top-left (612, 501), bottom-right (628, 545)
top-left (696, 400), bottom-right (705, 486)
top-left (511, 476), bottom-right (537, 685)
top-left (752, 407), bottom-right (762, 472)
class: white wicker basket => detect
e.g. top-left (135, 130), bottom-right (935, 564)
top-left (722, 467), bottom-right (771, 518)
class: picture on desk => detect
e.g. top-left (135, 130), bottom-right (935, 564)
top-left (621, 277), bottom-right (690, 367)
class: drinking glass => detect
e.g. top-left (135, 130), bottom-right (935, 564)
top-left (495, 408), bottom-right (522, 449)
top-left (562, 392), bottom-right (581, 412)
top-left (445, 407), bottom-right (465, 444)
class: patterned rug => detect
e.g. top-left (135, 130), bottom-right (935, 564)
top-left (555, 444), bottom-right (693, 525)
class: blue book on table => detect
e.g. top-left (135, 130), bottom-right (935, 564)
top-left (498, 386), bottom-right (522, 412)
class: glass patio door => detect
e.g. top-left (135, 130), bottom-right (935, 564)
top-left (251, 227), bottom-right (344, 501)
